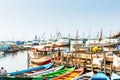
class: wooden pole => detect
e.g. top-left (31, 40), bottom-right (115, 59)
top-left (78, 52), bottom-right (80, 68)
top-left (91, 52), bottom-right (93, 72)
top-left (57, 51), bottom-right (59, 65)
top-left (66, 52), bottom-right (68, 67)
top-left (90, 46), bottom-right (93, 72)
top-left (113, 66), bottom-right (115, 73)
top-left (75, 29), bottom-right (78, 67)
top-left (109, 31), bottom-right (111, 51)
top-left (75, 41), bottom-right (78, 67)
top-left (72, 52), bottom-right (74, 67)
top-left (110, 63), bottom-right (112, 77)
top-left (27, 52), bottom-right (29, 68)
top-left (75, 48), bottom-right (77, 67)
top-left (62, 53), bottom-right (64, 65)
top-left (104, 51), bottom-right (106, 74)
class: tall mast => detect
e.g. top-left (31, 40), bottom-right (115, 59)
top-left (75, 29), bottom-right (78, 67)
top-left (99, 28), bottom-right (103, 41)
top-left (109, 31), bottom-right (111, 51)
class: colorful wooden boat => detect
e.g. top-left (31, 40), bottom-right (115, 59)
top-left (32, 67), bottom-right (75, 80)
top-left (0, 77), bottom-right (32, 80)
top-left (30, 56), bottom-right (57, 65)
top-left (111, 72), bottom-right (120, 80)
top-left (72, 71), bottom-right (94, 80)
top-left (89, 71), bottom-right (110, 80)
top-left (30, 56), bottom-right (51, 65)
top-left (52, 67), bottom-right (84, 80)
top-left (26, 65), bottom-right (64, 77)
top-left (8, 62), bottom-right (54, 76)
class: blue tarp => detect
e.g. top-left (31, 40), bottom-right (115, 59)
top-left (0, 45), bottom-right (10, 51)
top-left (0, 78), bottom-right (2, 80)
top-left (116, 45), bottom-right (120, 50)
top-left (16, 41), bottom-right (24, 45)
top-left (90, 71), bottom-right (110, 80)
top-left (3, 45), bottom-right (10, 50)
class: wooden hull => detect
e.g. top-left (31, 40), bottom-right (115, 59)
top-left (1, 77), bottom-right (32, 80)
top-left (30, 56), bottom-right (51, 65)
top-left (72, 71), bottom-right (94, 80)
top-left (3, 49), bottom-right (19, 53)
top-left (33, 68), bottom-right (75, 80)
top-left (52, 44), bottom-right (68, 47)
top-left (31, 59), bottom-right (51, 65)
top-left (8, 62), bottom-right (54, 76)
top-left (26, 65), bottom-right (64, 77)
top-left (52, 67), bottom-right (84, 80)
top-left (30, 57), bottom-right (58, 65)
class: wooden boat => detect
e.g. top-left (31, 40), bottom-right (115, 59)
top-left (111, 72), bottom-right (120, 80)
top-left (72, 71), bottom-right (94, 80)
top-left (52, 67), bottom-right (84, 80)
top-left (52, 38), bottom-right (69, 47)
top-left (30, 56), bottom-right (57, 65)
top-left (26, 65), bottom-right (64, 77)
top-left (8, 62), bottom-right (54, 76)
top-left (30, 57), bottom-right (52, 65)
top-left (29, 63), bottom-right (40, 67)
top-left (3, 45), bottom-right (19, 53)
top-left (32, 67), bottom-right (75, 80)
top-left (70, 40), bottom-right (89, 52)
top-left (0, 77), bottom-right (32, 80)
top-left (89, 71), bottom-right (110, 80)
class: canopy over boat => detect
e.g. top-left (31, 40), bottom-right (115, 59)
top-left (111, 72), bottom-right (120, 80)
top-left (115, 44), bottom-right (120, 50)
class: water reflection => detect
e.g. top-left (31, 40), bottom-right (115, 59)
top-left (0, 51), bottom-right (28, 73)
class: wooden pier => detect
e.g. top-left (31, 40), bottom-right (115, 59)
top-left (28, 47), bottom-right (120, 79)
top-left (53, 51), bottom-right (120, 78)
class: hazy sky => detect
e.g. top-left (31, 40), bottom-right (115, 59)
top-left (0, 0), bottom-right (120, 41)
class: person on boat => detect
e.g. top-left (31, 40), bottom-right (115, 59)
top-left (42, 75), bottom-right (47, 80)
top-left (0, 67), bottom-right (7, 76)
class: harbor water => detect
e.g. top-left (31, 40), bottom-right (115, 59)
top-left (0, 47), bottom-right (70, 73)
top-left (0, 51), bottom-right (28, 73)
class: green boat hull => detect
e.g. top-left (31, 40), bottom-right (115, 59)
top-left (26, 65), bottom-right (64, 77)
top-left (0, 77), bottom-right (32, 80)
top-left (0, 68), bottom-right (74, 80)
top-left (33, 67), bottom-right (75, 80)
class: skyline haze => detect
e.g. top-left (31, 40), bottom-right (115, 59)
top-left (0, 0), bottom-right (120, 41)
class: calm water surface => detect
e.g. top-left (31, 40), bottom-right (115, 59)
top-left (0, 47), bottom-right (70, 73)
top-left (0, 51), bottom-right (28, 73)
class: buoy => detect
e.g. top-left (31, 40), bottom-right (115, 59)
top-left (92, 45), bottom-right (99, 53)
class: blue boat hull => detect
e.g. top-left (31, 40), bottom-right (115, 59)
top-left (8, 62), bottom-right (54, 76)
